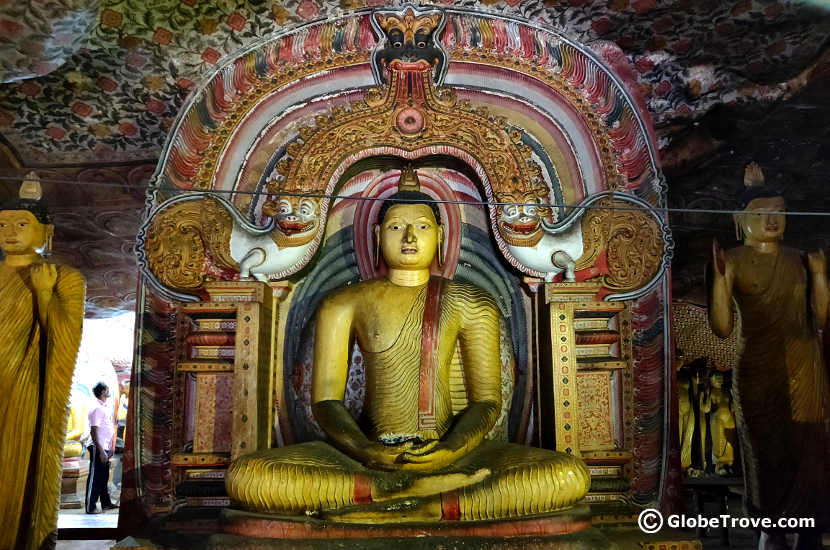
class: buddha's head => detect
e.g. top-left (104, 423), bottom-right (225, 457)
top-left (734, 162), bottom-right (785, 245)
top-left (0, 173), bottom-right (53, 258)
top-left (374, 166), bottom-right (443, 270)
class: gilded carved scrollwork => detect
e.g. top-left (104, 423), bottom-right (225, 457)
top-left (269, 67), bottom-right (540, 200)
top-left (145, 198), bottom-right (236, 291)
top-left (576, 198), bottom-right (664, 292)
top-left (145, 201), bottom-right (206, 290)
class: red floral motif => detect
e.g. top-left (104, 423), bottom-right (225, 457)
top-left (18, 81), bottom-right (41, 97)
top-left (126, 52), bottom-right (148, 68)
top-left (631, 0), bottom-right (656, 13)
top-left (176, 78), bottom-right (194, 90)
top-left (97, 76), bottom-right (118, 93)
top-left (655, 80), bottom-right (672, 97)
top-left (145, 99), bottom-right (166, 115)
top-left (591, 17), bottom-right (613, 36)
top-left (180, 0), bottom-right (197, 5)
top-left (94, 143), bottom-right (113, 154)
top-left (654, 16), bottom-right (674, 34)
top-left (671, 38), bottom-right (692, 55)
top-left (45, 127), bottom-right (66, 140)
top-left (0, 110), bottom-right (14, 127)
top-left (119, 35), bottom-right (143, 50)
top-left (296, 0), bottom-right (320, 20)
top-left (100, 9), bottom-right (123, 28)
top-left (635, 56), bottom-right (655, 74)
top-left (616, 36), bottom-right (635, 50)
top-left (366, 0), bottom-right (386, 5)
top-left (651, 35), bottom-right (667, 50)
top-left (227, 12), bottom-right (247, 31)
top-left (201, 47), bottom-right (221, 64)
top-left (153, 27), bottom-right (173, 45)
top-left (503, 0), bottom-right (522, 6)
top-left (0, 19), bottom-right (22, 39)
top-left (72, 102), bottom-right (93, 117)
top-left (118, 122), bottom-right (138, 136)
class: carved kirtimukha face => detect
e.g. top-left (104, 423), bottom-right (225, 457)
top-left (379, 203), bottom-right (440, 270)
top-left (497, 191), bottom-right (552, 247)
top-left (373, 8), bottom-right (445, 81)
top-left (0, 209), bottom-right (50, 256)
top-left (735, 196), bottom-right (786, 244)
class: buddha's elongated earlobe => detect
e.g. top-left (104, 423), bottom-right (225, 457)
top-left (44, 226), bottom-right (53, 256)
top-left (437, 225), bottom-right (444, 268)
top-left (373, 224), bottom-right (381, 268)
top-left (733, 214), bottom-right (743, 242)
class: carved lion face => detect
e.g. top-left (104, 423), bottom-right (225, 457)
top-left (497, 191), bottom-right (552, 240)
top-left (274, 197), bottom-right (320, 237)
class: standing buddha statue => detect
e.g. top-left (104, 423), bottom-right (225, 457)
top-left (709, 162), bottom-right (830, 548)
top-left (0, 173), bottom-right (85, 550)
top-left (226, 167), bottom-right (590, 522)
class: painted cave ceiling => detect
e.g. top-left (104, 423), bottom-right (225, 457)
top-left (0, 0), bottom-right (829, 316)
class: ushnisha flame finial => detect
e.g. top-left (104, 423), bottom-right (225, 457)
top-left (743, 161), bottom-right (765, 188)
top-left (19, 171), bottom-right (42, 201)
top-left (398, 164), bottom-right (421, 192)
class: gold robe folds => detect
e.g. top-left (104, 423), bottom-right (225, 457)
top-left (0, 263), bottom-right (85, 550)
top-left (728, 247), bottom-right (830, 525)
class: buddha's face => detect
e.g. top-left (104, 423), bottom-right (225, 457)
top-left (735, 196), bottom-right (786, 243)
top-left (0, 209), bottom-right (48, 255)
top-left (379, 203), bottom-right (440, 270)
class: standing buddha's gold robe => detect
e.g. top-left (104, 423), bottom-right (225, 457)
top-left (0, 262), bottom-right (85, 550)
top-left (728, 246), bottom-right (830, 525)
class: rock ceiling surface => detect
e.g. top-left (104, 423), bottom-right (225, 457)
top-left (0, 0), bottom-right (829, 316)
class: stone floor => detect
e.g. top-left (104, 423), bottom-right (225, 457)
top-left (57, 455), bottom-right (121, 530)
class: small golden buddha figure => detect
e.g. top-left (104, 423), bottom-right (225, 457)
top-left (0, 173), bottom-right (85, 550)
top-left (709, 162), bottom-right (830, 545)
top-left (227, 168), bottom-right (590, 522)
top-left (676, 356), bottom-right (696, 472)
top-left (64, 391), bottom-right (89, 459)
top-left (704, 372), bottom-right (734, 475)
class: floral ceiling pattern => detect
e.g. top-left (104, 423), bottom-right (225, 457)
top-left (0, 0), bottom-right (828, 165)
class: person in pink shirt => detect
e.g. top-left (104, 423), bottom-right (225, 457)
top-left (85, 382), bottom-right (117, 514)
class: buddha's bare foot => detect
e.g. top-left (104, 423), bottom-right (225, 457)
top-left (323, 497), bottom-right (443, 523)
top-left (373, 468), bottom-right (491, 502)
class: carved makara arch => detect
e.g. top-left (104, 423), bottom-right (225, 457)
top-left (137, 5), bottom-right (671, 300)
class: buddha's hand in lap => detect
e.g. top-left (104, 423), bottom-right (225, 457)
top-left (398, 438), bottom-right (468, 471)
top-left (359, 440), bottom-right (418, 471)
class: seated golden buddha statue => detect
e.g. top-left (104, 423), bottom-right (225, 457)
top-left (226, 168), bottom-right (590, 523)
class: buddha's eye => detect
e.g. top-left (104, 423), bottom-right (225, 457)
top-left (389, 224), bottom-right (402, 230)
top-left (418, 223), bottom-right (430, 229)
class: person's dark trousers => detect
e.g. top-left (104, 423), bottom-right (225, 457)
top-left (85, 444), bottom-right (113, 513)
